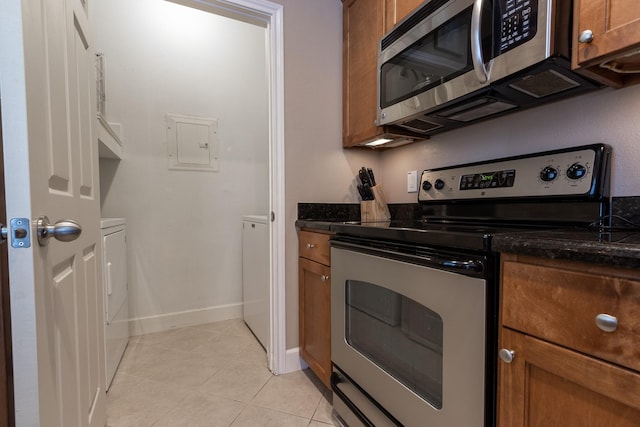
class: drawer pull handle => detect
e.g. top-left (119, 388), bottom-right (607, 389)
top-left (306, 243), bottom-right (316, 249)
top-left (499, 348), bottom-right (515, 364)
top-left (595, 314), bottom-right (618, 332)
top-left (320, 274), bottom-right (329, 282)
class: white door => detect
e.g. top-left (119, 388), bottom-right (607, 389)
top-left (0, 0), bottom-right (106, 426)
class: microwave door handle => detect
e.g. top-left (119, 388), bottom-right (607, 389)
top-left (471, 0), bottom-right (490, 83)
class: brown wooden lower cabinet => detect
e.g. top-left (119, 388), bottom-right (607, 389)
top-left (498, 327), bottom-right (640, 426)
top-left (298, 230), bottom-right (332, 388)
top-left (497, 254), bottom-right (640, 426)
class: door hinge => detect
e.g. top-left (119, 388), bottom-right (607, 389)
top-left (271, 211), bottom-right (275, 222)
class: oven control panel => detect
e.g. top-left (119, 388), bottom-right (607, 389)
top-left (418, 145), bottom-right (609, 202)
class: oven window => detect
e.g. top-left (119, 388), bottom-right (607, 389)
top-left (345, 280), bottom-right (443, 409)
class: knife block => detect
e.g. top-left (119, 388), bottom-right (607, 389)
top-left (361, 185), bottom-right (391, 223)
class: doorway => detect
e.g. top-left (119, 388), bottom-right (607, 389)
top-left (93, 0), bottom-right (285, 374)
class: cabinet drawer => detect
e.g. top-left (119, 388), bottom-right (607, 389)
top-left (501, 257), bottom-right (640, 372)
top-left (299, 230), bottom-right (331, 265)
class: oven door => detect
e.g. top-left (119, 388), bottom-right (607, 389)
top-left (331, 240), bottom-right (489, 427)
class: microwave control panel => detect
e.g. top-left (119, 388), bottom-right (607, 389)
top-left (418, 146), bottom-right (608, 202)
top-left (499, 0), bottom-right (538, 54)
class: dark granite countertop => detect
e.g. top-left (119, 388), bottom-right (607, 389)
top-left (295, 219), bottom-right (335, 232)
top-left (492, 230), bottom-right (640, 268)
top-left (296, 202), bottom-right (422, 233)
top-left (297, 199), bottom-right (640, 268)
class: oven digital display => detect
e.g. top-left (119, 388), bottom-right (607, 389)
top-left (459, 169), bottom-right (515, 190)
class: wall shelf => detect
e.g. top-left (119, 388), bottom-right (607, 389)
top-left (98, 113), bottom-right (123, 160)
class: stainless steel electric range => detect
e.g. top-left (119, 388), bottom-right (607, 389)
top-left (329, 144), bottom-right (611, 427)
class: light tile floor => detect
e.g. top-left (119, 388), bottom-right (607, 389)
top-left (106, 319), bottom-right (341, 427)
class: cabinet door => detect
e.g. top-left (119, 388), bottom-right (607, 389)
top-left (498, 328), bottom-right (640, 427)
top-left (343, 0), bottom-right (385, 147)
top-left (299, 257), bottom-right (331, 387)
top-left (385, 0), bottom-right (424, 32)
top-left (573, 0), bottom-right (640, 86)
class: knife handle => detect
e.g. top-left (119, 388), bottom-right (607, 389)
top-left (367, 168), bottom-right (376, 186)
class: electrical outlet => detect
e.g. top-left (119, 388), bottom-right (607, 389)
top-left (407, 170), bottom-right (418, 192)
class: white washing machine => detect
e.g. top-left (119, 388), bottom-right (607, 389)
top-left (101, 218), bottom-right (129, 389)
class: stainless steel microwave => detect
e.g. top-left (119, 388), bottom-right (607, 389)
top-left (377, 0), bottom-right (601, 136)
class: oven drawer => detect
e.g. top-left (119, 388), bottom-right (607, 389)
top-left (299, 230), bottom-right (331, 265)
top-left (501, 255), bottom-right (640, 372)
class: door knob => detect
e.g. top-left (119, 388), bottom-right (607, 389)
top-left (37, 216), bottom-right (82, 246)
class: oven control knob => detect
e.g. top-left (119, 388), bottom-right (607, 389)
top-left (539, 166), bottom-right (558, 182)
top-left (566, 162), bottom-right (587, 180)
top-left (434, 179), bottom-right (445, 190)
top-left (422, 180), bottom-right (432, 191)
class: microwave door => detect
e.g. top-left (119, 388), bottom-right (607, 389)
top-left (379, 8), bottom-right (474, 112)
top-left (378, 2), bottom-right (500, 126)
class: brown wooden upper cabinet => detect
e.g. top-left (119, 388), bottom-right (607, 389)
top-left (384, 0), bottom-right (425, 32)
top-left (342, 0), bottom-right (425, 148)
top-left (573, 0), bottom-right (640, 87)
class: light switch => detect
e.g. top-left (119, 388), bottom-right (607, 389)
top-left (407, 170), bottom-right (418, 193)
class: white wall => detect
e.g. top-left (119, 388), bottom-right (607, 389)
top-left (380, 84), bottom-right (640, 202)
top-left (94, 0), bottom-right (376, 347)
top-left (271, 0), bottom-right (379, 347)
top-left (95, 0), bottom-right (270, 331)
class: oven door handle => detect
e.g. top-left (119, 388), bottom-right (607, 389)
top-left (331, 240), bottom-right (484, 275)
top-left (440, 259), bottom-right (483, 272)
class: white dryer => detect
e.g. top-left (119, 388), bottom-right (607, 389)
top-left (101, 218), bottom-right (129, 389)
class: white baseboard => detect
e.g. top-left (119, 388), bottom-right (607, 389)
top-left (129, 303), bottom-right (243, 336)
top-left (282, 347), bottom-right (308, 374)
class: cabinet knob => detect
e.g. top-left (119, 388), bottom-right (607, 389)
top-left (578, 29), bottom-right (594, 43)
top-left (499, 348), bottom-right (515, 363)
top-left (306, 243), bottom-right (316, 249)
top-left (595, 313), bottom-right (618, 332)
top-left (320, 274), bottom-right (329, 282)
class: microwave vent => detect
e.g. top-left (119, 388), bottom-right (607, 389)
top-left (509, 69), bottom-right (580, 98)
top-left (400, 118), bottom-right (443, 133)
top-left (437, 98), bottom-right (517, 123)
